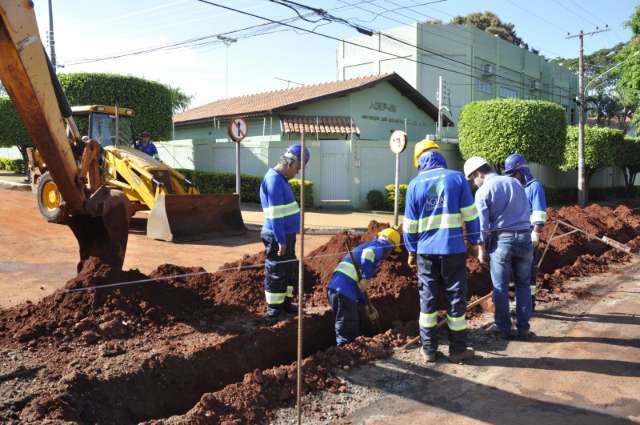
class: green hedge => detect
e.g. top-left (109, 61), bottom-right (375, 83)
top-left (0, 157), bottom-right (24, 173)
top-left (59, 73), bottom-right (174, 140)
top-left (545, 185), bottom-right (640, 204)
top-left (0, 73), bottom-right (176, 149)
top-left (0, 98), bottom-right (30, 149)
top-left (561, 126), bottom-right (623, 177)
top-left (459, 99), bottom-right (566, 169)
top-left (366, 189), bottom-right (386, 210)
top-left (289, 178), bottom-right (314, 208)
top-left (177, 169), bottom-right (314, 207)
top-left (384, 184), bottom-right (408, 212)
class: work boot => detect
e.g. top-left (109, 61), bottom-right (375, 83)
top-left (488, 324), bottom-right (513, 340)
top-left (421, 349), bottom-right (438, 364)
top-left (264, 313), bottom-right (285, 325)
top-left (282, 300), bottom-right (299, 315)
top-left (517, 330), bottom-right (536, 341)
top-left (448, 347), bottom-right (475, 364)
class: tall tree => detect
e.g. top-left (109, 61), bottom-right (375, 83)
top-left (450, 11), bottom-right (527, 48)
top-left (617, 5), bottom-right (640, 126)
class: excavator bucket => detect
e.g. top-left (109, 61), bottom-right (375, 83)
top-left (146, 193), bottom-right (246, 242)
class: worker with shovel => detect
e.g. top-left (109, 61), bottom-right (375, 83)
top-left (404, 149), bottom-right (481, 364)
top-left (327, 228), bottom-right (402, 346)
top-left (260, 144), bottom-right (310, 323)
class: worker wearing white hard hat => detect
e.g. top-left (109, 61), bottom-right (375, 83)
top-left (464, 156), bottom-right (534, 341)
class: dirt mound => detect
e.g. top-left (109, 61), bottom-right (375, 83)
top-left (0, 258), bottom-right (217, 345)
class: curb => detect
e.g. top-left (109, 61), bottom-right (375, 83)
top-left (0, 179), bottom-right (31, 191)
top-left (244, 222), bottom-right (368, 235)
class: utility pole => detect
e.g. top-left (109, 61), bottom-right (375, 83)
top-left (437, 75), bottom-right (443, 139)
top-left (47, 0), bottom-right (56, 68)
top-left (217, 35), bottom-right (237, 98)
top-left (567, 26), bottom-right (609, 206)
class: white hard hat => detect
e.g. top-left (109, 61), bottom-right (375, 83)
top-left (463, 156), bottom-right (489, 179)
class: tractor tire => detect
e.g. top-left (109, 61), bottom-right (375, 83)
top-left (36, 171), bottom-right (66, 223)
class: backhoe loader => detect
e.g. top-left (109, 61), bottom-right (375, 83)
top-left (2, 1), bottom-right (244, 248)
top-left (28, 105), bottom-right (246, 242)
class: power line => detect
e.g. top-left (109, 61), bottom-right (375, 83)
top-left (195, 0), bottom-right (573, 102)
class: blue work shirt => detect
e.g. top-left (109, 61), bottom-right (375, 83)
top-left (524, 179), bottom-right (547, 226)
top-left (474, 173), bottom-right (530, 242)
top-left (260, 168), bottom-right (300, 244)
top-left (135, 141), bottom-right (158, 157)
top-left (403, 151), bottom-right (481, 255)
top-left (328, 238), bottom-right (393, 304)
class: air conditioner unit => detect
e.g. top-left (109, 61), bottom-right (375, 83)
top-left (482, 64), bottom-right (495, 76)
top-left (530, 80), bottom-right (541, 90)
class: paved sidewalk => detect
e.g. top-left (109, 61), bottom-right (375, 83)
top-left (0, 171), bottom-right (30, 191)
top-left (241, 204), bottom-right (403, 232)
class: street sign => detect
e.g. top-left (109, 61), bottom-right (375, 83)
top-left (389, 130), bottom-right (407, 154)
top-left (228, 117), bottom-right (247, 142)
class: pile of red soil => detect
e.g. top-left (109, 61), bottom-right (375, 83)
top-left (149, 327), bottom-right (411, 425)
top-left (0, 258), bottom-right (218, 345)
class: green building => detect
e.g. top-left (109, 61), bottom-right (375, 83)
top-left (171, 73), bottom-right (454, 209)
top-left (337, 22), bottom-right (579, 136)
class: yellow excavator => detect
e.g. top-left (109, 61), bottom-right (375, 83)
top-left (0, 1), bottom-right (244, 271)
top-left (28, 104), bottom-right (245, 242)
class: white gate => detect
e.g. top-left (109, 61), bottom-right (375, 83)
top-left (320, 140), bottom-right (350, 203)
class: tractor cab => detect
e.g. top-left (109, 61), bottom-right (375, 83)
top-left (70, 105), bottom-right (136, 147)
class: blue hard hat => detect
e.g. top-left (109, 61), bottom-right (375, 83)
top-left (504, 153), bottom-right (527, 175)
top-left (285, 144), bottom-right (310, 165)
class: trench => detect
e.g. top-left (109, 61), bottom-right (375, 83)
top-left (56, 283), bottom-right (422, 425)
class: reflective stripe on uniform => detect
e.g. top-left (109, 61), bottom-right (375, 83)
top-left (263, 201), bottom-right (300, 220)
top-left (265, 291), bottom-right (286, 305)
top-left (362, 248), bottom-right (376, 262)
top-left (335, 261), bottom-right (358, 281)
top-left (447, 314), bottom-right (467, 331)
top-left (403, 218), bottom-right (419, 234)
top-left (418, 213), bottom-right (462, 232)
top-left (530, 210), bottom-right (547, 224)
top-left (419, 311), bottom-right (438, 329)
top-left (530, 285), bottom-right (537, 296)
top-left (286, 285), bottom-right (294, 298)
top-left (460, 204), bottom-right (479, 222)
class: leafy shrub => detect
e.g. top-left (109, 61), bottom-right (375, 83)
top-left (384, 184), bottom-right (408, 212)
top-left (59, 73), bottom-right (175, 140)
top-left (177, 169), bottom-right (314, 207)
top-left (366, 190), bottom-right (385, 210)
top-left (561, 126), bottom-right (623, 182)
top-left (289, 178), bottom-right (314, 208)
top-left (459, 99), bottom-right (566, 169)
top-left (0, 157), bottom-right (24, 173)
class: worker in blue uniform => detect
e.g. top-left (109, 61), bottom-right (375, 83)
top-left (260, 144), bottom-right (310, 323)
top-left (134, 130), bottom-right (159, 159)
top-left (504, 154), bottom-right (547, 311)
top-left (464, 156), bottom-right (534, 340)
top-left (327, 228), bottom-right (402, 345)
top-left (404, 149), bottom-right (481, 364)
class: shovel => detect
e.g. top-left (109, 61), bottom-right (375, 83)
top-left (345, 238), bottom-right (382, 330)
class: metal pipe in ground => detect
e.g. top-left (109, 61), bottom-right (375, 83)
top-left (296, 130), bottom-right (305, 425)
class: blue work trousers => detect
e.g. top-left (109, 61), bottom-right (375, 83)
top-left (417, 253), bottom-right (468, 355)
top-left (262, 231), bottom-right (297, 317)
top-left (327, 289), bottom-right (359, 346)
top-left (489, 231), bottom-right (533, 334)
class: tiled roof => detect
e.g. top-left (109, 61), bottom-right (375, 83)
top-left (280, 115), bottom-right (360, 135)
top-left (174, 72), bottom-right (452, 126)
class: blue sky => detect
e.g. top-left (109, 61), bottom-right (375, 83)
top-left (35, 0), bottom-right (638, 108)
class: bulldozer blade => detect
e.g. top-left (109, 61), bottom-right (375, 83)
top-left (147, 193), bottom-right (246, 242)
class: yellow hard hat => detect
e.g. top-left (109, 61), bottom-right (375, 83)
top-left (378, 228), bottom-right (402, 253)
top-left (414, 139), bottom-right (441, 168)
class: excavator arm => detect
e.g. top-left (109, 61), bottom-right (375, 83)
top-left (0, 0), bottom-right (129, 271)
